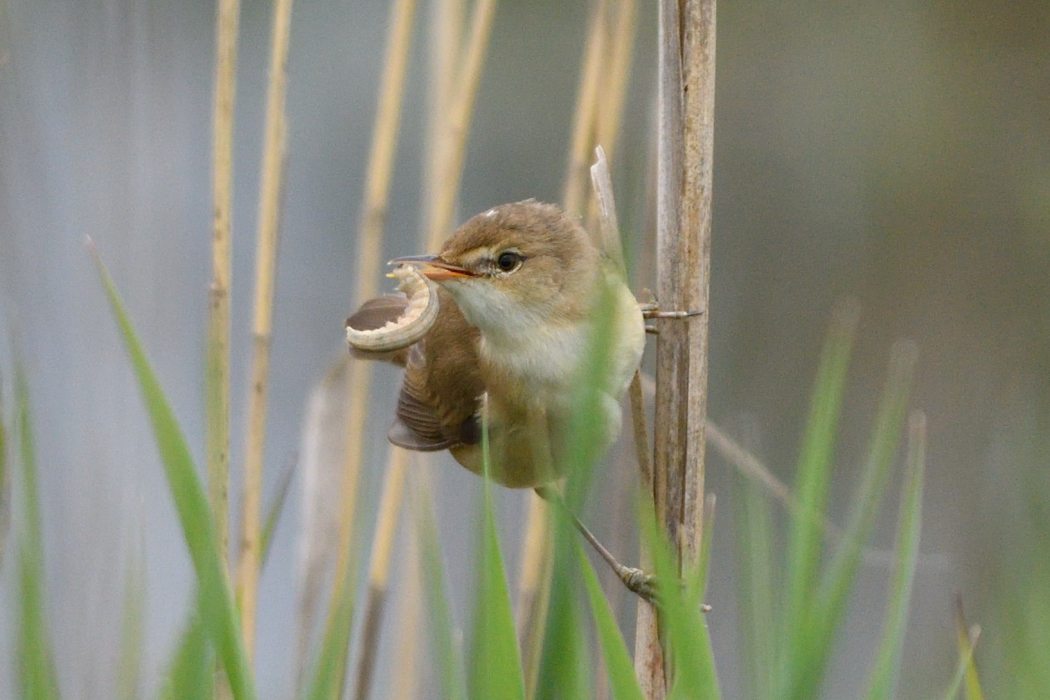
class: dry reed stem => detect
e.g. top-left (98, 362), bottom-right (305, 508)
top-left (594, 0), bottom-right (637, 164)
top-left (353, 448), bottom-right (411, 700)
top-left (331, 0), bottom-right (418, 603)
top-left (640, 0), bottom-right (716, 694)
top-left (426, 0), bottom-right (498, 244)
top-left (389, 521), bottom-right (424, 700)
top-left (425, 0), bottom-right (465, 237)
top-left (207, 0), bottom-right (240, 574)
top-left (585, 0), bottom-right (637, 235)
top-left (515, 491), bottom-right (551, 635)
top-left (236, 0), bottom-right (294, 659)
top-left (561, 0), bottom-right (607, 218)
top-left (590, 146), bottom-right (627, 274)
top-left (630, 365), bottom-right (663, 698)
top-left (675, 0), bottom-right (716, 566)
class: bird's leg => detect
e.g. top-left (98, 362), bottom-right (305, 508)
top-left (534, 485), bottom-right (658, 605)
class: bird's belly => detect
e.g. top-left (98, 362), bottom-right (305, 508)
top-left (480, 325), bottom-right (585, 409)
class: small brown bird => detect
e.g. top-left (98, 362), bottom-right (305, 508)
top-left (347, 200), bottom-right (645, 488)
top-left (347, 200), bottom-right (657, 599)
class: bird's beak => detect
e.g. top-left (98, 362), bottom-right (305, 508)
top-left (388, 254), bottom-right (476, 281)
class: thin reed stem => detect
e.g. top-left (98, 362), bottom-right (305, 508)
top-left (353, 448), bottom-right (411, 700)
top-left (585, 0), bottom-right (636, 234)
top-left (561, 0), bottom-right (607, 217)
top-left (207, 0), bottom-right (241, 575)
top-left (237, 0), bottom-right (294, 659)
top-left (594, 0), bottom-right (637, 164)
top-left (389, 525), bottom-right (424, 700)
top-left (425, 0), bottom-right (465, 244)
top-left (427, 0), bottom-right (498, 242)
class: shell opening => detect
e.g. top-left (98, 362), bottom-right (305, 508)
top-left (346, 264), bottom-right (439, 352)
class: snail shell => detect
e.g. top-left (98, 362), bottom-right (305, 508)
top-left (346, 264), bottom-right (439, 352)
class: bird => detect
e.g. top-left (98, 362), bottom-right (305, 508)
top-left (346, 199), bottom-right (655, 598)
top-left (347, 199), bottom-right (645, 487)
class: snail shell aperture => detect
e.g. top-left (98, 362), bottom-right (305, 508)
top-left (346, 264), bottom-right (439, 352)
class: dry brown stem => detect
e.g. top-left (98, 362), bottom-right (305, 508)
top-left (426, 0), bottom-right (498, 244)
top-left (353, 448), bottom-right (411, 700)
top-left (237, 0), bottom-right (294, 659)
top-left (207, 0), bottom-right (240, 576)
top-left (331, 0), bottom-right (418, 604)
top-left (388, 521), bottom-right (424, 700)
top-left (562, 0), bottom-right (608, 217)
top-left (638, 0), bottom-right (716, 694)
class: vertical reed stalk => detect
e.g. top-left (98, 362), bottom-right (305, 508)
top-left (331, 0), bottom-right (418, 602)
top-left (353, 448), bottom-right (410, 700)
top-left (637, 0), bottom-right (716, 694)
top-left (561, 0), bottom-right (608, 218)
top-left (317, 0), bottom-right (417, 690)
top-left (585, 0), bottom-right (636, 234)
top-left (389, 524), bottom-right (424, 700)
top-left (236, 0), bottom-right (294, 660)
top-left (594, 0), bottom-right (637, 164)
top-left (207, 0), bottom-right (241, 576)
top-left (426, 0), bottom-right (498, 244)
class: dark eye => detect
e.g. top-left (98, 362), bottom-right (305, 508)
top-left (496, 251), bottom-right (522, 272)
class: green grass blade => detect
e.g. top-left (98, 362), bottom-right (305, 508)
top-left (790, 340), bottom-right (917, 699)
top-left (15, 373), bottom-right (61, 700)
top-left (469, 399), bottom-right (526, 700)
top-left (260, 456), bottom-right (295, 568)
top-left (117, 555), bottom-right (146, 700)
top-left (731, 461), bottom-right (776, 700)
top-left (413, 478), bottom-right (468, 700)
top-left (575, 540), bottom-right (644, 700)
top-left (941, 625), bottom-right (980, 700)
top-left (303, 568), bottom-right (356, 700)
top-left (638, 497), bottom-right (720, 700)
top-left (160, 609), bottom-right (214, 700)
top-left (533, 547), bottom-right (591, 700)
top-left (782, 303), bottom-right (859, 674)
top-left (866, 412), bottom-right (926, 700)
top-left (952, 598), bottom-right (985, 700)
top-left (91, 246), bottom-right (257, 700)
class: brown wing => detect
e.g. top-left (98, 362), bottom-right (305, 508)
top-left (388, 288), bottom-right (484, 451)
top-left (345, 294), bottom-right (411, 366)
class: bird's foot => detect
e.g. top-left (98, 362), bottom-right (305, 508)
top-left (617, 566), bottom-right (659, 605)
top-left (617, 566), bottom-right (713, 613)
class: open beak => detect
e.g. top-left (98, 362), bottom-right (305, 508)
top-left (388, 254), bottom-right (475, 281)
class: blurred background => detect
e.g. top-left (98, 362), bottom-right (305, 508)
top-left (0, 0), bottom-right (1047, 697)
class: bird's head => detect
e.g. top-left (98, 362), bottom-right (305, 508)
top-left (390, 200), bottom-right (599, 342)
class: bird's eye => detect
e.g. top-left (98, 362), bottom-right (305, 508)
top-left (496, 251), bottom-right (522, 272)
